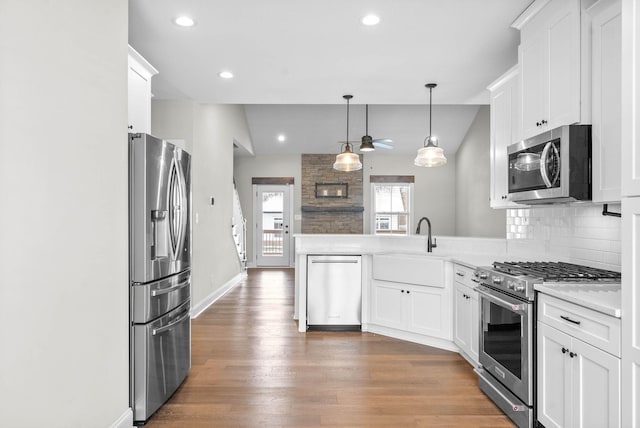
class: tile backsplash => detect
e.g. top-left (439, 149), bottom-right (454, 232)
top-left (506, 203), bottom-right (621, 271)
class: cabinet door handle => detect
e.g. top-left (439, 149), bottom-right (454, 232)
top-left (560, 315), bottom-right (581, 325)
top-left (456, 272), bottom-right (465, 277)
top-left (541, 119), bottom-right (547, 125)
top-left (562, 347), bottom-right (569, 354)
top-left (406, 290), bottom-right (410, 294)
top-left (569, 351), bottom-right (577, 358)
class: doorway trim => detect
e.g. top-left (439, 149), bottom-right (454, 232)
top-left (252, 177), bottom-right (294, 267)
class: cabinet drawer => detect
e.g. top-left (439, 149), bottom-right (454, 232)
top-left (453, 263), bottom-right (477, 289)
top-left (538, 294), bottom-right (621, 357)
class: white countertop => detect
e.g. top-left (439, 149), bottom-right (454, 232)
top-left (294, 234), bottom-right (508, 268)
top-left (534, 282), bottom-right (622, 318)
top-left (451, 254), bottom-right (496, 269)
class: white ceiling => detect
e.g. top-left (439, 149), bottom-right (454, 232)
top-left (243, 104), bottom-right (481, 155)
top-left (128, 0), bottom-right (531, 155)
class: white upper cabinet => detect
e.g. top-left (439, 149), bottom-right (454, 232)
top-left (128, 46), bottom-right (158, 134)
top-left (488, 66), bottom-right (522, 208)
top-left (621, 0), bottom-right (640, 196)
top-left (514, 0), bottom-right (586, 140)
top-left (589, 0), bottom-right (622, 202)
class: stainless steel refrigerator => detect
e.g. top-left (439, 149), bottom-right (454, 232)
top-left (129, 133), bottom-right (191, 424)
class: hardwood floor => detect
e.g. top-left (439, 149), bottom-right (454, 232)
top-left (145, 268), bottom-right (514, 427)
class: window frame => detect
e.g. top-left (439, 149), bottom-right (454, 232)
top-left (370, 181), bottom-right (414, 235)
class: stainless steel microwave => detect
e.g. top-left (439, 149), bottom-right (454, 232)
top-left (507, 125), bottom-right (591, 204)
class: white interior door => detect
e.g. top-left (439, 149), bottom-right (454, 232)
top-left (255, 184), bottom-right (291, 267)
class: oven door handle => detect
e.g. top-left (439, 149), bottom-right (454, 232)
top-left (476, 286), bottom-right (528, 314)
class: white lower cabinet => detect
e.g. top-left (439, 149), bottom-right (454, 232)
top-left (453, 281), bottom-right (479, 365)
top-left (370, 280), bottom-right (405, 331)
top-left (538, 315), bottom-right (621, 428)
top-left (370, 279), bottom-right (450, 341)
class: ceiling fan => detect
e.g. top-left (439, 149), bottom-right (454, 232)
top-left (360, 104), bottom-right (393, 151)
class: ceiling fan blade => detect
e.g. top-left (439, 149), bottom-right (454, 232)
top-left (373, 139), bottom-right (394, 149)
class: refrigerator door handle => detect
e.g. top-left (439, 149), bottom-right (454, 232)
top-left (151, 278), bottom-right (190, 297)
top-left (151, 210), bottom-right (168, 259)
top-left (168, 158), bottom-right (187, 260)
top-left (152, 311), bottom-right (190, 336)
top-left (176, 158), bottom-right (189, 258)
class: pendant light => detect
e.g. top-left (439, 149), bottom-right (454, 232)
top-left (414, 83), bottom-right (447, 167)
top-left (359, 105), bottom-right (376, 152)
top-left (333, 94), bottom-right (363, 172)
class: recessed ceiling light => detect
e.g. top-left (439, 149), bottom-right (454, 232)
top-left (174, 16), bottom-right (195, 27)
top-left (218, 71), bottom-right (234, 79)
top-left (277, 134), bottom-right (286, 142)
top-left (361, 14), bottom-right (380, 26)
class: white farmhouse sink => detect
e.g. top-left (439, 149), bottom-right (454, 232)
top-left (373, 253), bottom-right (444, 287)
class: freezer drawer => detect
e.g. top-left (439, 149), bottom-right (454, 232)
top-left (307, 255), bottom-right (362, 327)
top-left (133, 299), bottom-right (191, 423)
top-left (132, 269), bottom-right (191, 323)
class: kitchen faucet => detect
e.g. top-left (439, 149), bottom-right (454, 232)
top-left (416, 217), bottom-right (437, 252)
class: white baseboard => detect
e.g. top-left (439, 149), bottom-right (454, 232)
top-left (109, 408), bottom-right (132, 428)
top-left (364, 324), bottom-right (458, 353)
top-left (190, 271), bottom-right (246, 318)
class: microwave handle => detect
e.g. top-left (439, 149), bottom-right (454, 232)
top-left (540, 142), bottom-right (560, 188)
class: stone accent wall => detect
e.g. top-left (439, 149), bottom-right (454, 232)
top-left (301, 154), bottom-right (363, 234)
top-left (301, 212), bottom-right (364, 234)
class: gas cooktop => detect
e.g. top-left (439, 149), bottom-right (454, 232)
top-left (492, 261), bottom-right (621, 282)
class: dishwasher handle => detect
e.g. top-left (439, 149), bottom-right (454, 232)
top-left (310, 259), bottom-right (359, 264)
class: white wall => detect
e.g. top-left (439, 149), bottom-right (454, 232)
top-left (233, 153), bottom-right (458, 250)
top-left (151, 100), bottom-right (197, 153)
top-left (234, 154), bottom-right (302, 265)
top-left (0, 1), bottom-right (130, 426)
top-left (152, 101), bottom-right (252, 305)
top-left (362, 154), bottom-right (458, 236)
top-left (455, 105), bottom-right (506, 237)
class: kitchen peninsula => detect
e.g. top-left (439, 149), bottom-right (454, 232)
top-left (294, 234), bottom-right (506, 352)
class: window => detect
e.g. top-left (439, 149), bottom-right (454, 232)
top-left (371, 178), bottom-right (413, 235)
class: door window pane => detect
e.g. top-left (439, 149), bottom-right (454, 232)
top-left (261, 191), bottom-right (283, 255)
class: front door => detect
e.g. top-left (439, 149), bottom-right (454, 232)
top-left (254, 184), bottom-right (291, 267)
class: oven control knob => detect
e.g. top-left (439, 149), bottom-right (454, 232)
top-left (479, 273), bottom-right (488, 280)
top-left (507, 281), bottom-right (515, 290)
top-left (492, 277), bottom-right (503, 284)
top-left (515, 284), bottom-right (525, 293)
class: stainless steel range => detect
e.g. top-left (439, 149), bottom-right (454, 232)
top-left (473, 261), bottom-right (621, 428)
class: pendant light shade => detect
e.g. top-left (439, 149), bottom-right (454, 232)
top-left (334, 95), bottom-right (363, 171)
top-left (414, 83), bottom-right (447, 167)
top-left (333, 144), bottom-right (362, 171)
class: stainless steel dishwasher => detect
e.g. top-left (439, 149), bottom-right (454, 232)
top-left (307, 255), bottom-right (362, 330)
